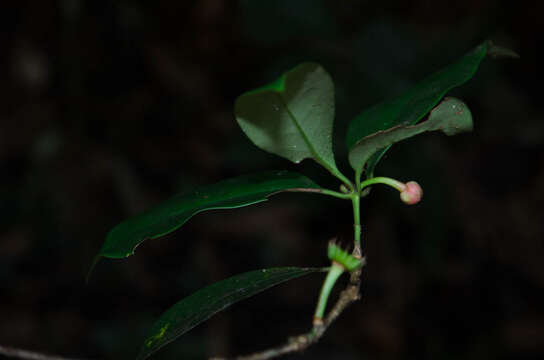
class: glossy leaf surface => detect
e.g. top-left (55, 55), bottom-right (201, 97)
top-left (346, 41), bottom-right (492, 178)
top-left (348, 97), bottom-right (473, 170)
top-left (235, 63), bottom-right (340, 176)
top-left (137, 267), bottom-right (323, 360)
top-left (95, 171), bottom-right (320, 261)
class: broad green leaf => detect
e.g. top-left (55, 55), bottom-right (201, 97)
top-left (94, 171), bottom-right (320, 261)
top-left (346, 41), bottom-right (514, 179)
top-left (235, 63), bottom-right (341, 177)
top-left (136, 267), bottom-right (323, 360)
top-left (348, 97), bottom-right (473, 170)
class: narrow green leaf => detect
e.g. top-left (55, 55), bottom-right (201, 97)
top-left (136, 267), bottom-right (323, 360)
top-left (348, 97), bottom-right (473, 170)
top-left (346, 41), bottom-right (510, 179)
top-left (94, 171), bottom-right (320, 261)
top-left (235, 63), bottom-right (342, 178)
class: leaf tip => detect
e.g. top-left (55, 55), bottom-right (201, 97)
top-left (486, 40), bottom-right (520, 59)
top-left (85, 255), bottom-right (102, 283)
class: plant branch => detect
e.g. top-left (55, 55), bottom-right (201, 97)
top-left (313, 263), bottom-right (345, 321)
top-left (352, 196), bottom-right (361, 247)
top-left (210, 256), bottom-right (364, 360)
top-left (0, 345), bottom-right (85, 360)
top-left (211, 185), bottom-right (365, 360)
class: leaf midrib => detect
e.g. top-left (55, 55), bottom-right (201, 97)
top-left (275, 92), bottom-right (334, 173)
top-left (139, 268), bottom-right (316, 359)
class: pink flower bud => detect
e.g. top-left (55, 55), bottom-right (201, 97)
top-left (400, 181), bottom-right (423, 205)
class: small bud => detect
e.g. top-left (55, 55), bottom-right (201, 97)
top-left (339, 184), bottom-right (350, 193)
top-left (400, 181), bottom-right (423, 205)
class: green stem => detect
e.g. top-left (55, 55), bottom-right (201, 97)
top-left (321, 188), bottom-right (352, 199)
top-left (359, 176), bottom-right (405, 192)
top-left (286, 188), bottom-right (352, 200)
top-left (313, 263), bottom-right (345, 322)
top-left (355, 169), bottom-right (363, 194)
top-left (352, 194), bottom-right (361, 247)
top-left (328, 169), bottom-right (354, 192)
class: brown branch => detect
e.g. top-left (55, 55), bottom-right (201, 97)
top-left (0, 345), bottom-right (85, 360)
top-left (210, 244), bottom-right (364, 360)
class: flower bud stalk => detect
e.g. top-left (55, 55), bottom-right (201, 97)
top-left (360, 176), bottom-right (423, 205)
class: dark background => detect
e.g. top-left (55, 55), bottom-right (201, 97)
top-left (1, 1), bottom-right (542, 360)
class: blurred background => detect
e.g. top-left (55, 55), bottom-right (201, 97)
top-left (1, 1), bottom-right (542, 359)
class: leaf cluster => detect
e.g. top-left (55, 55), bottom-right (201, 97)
top-left (89, 41), bottom-right (516, 359)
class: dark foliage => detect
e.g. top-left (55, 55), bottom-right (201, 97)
top-left (1, 1), bottom-right (542, 359)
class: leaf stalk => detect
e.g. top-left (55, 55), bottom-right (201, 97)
top-left (313, 263), bottom-right (345, 323)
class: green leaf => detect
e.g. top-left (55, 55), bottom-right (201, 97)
top-left (348, 97), bottom-right (473, 170)
top-left (94, 171), bottom-right (320, 261)
top-left (136, 267), bottom-right (323, 360)
top-left (235, 63), bottom-right (342, 179)
top-left (346, 41), bottom-right (510, 179)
